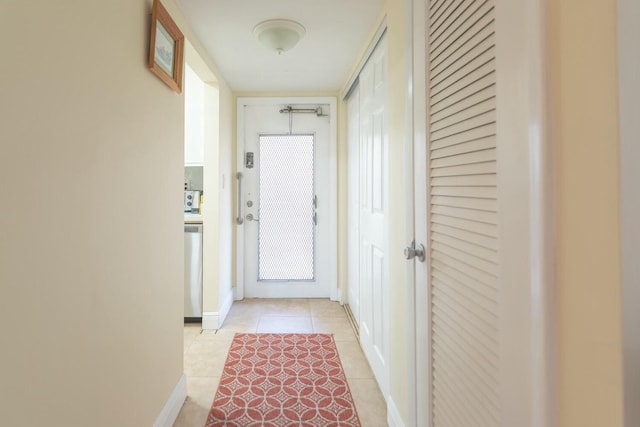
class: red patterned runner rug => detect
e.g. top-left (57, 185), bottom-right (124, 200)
top-left (205, 333), bottom-right (362, 427)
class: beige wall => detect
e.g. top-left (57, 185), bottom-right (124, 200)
top-left (202, 83), bottom-right (221, 312)
top-left (549, 0), bottom-right (625, 425)
top-left (216, 82), bottom-right (234, 313)
top-left (0, 1), bottom-right (185, 426)
top-left (176, 5), bottom-right (234, 322)
top-left (384, 0), bottom-right (410, 420)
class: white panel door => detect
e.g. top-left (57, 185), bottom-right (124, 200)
top-left (240, 102), bottom-right (334, 298)
top-left (357, 36), bottom-right (389, 396)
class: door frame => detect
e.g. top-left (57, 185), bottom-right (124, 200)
top-left (235, 96), bottom-right (338, 301)
top-left (617, 1), bottom-right (640, 425)
top-left (405, 0), bottom-right (428, 426)
top-left (407, 0), bottom-right (557, 425)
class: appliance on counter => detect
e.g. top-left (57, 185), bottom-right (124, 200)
top-left (184, 190), bottom-right (201, 213)
top-left (184, 223), bottom-right (203, 321)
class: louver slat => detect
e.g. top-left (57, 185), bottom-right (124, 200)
top-left (431, 137), bottom-right (496, 159)
top-left (428, 0), bottom-right (501, 425)
top-left (431, 146), bottom-right (495, 167)
top-left (430, 161), bottom-right (496, 177)
top-left (431, 213), bottom-right (498, 237)
top-left (431, 204), bottom-right (497, 224)
top-left (430, 173), bottom-right (496, 186)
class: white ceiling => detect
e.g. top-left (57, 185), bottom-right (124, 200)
top-left (175, 0), bottom-right (385, 92)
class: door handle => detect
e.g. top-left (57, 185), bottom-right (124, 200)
top-left (404, 241), bottom-right (426, 262)
top-left (236, 172), bottom-right (244, 225)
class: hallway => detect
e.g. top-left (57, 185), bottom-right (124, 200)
top-left (174, 299), bottom-right (387, 426)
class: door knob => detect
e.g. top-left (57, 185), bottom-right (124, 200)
top-left (404, 241), bottom-right (425, 262)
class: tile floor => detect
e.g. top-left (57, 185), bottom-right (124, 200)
top-left (173, 298), bottom-right (388, 426)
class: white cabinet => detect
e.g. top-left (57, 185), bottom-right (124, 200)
top-left (184, 64), bottom-right (204, 165)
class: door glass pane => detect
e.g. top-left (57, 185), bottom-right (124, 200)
top-left (258, 134), bottom-right (315, 281)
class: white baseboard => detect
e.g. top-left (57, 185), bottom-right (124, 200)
top-left (234, 284), bottom-right (243, 301)
top-left (202, 290), bottom-right (235, 330)
top-left (153, 373), bottom-right (186, 427)
top-left (218, 290), bottom-right (234, 325)
top-left (387, 396), bottom-right (406, 427)
top-left (202, 312), bottom-right (218, 330)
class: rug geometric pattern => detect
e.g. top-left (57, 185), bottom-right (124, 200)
top-left (205, 333), bottom-right (362, 426)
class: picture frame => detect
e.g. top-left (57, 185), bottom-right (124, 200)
top-left (148, 0), bottom-right (184, 93)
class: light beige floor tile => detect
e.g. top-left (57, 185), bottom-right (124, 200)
top-left (224, 312), bottom-right (261, 324)
top-left (348, 379), bottom-right (388, 427)
top-left (312, 317), bottom-right (357, 341)
top-left (173, 376), bottom-right (221, 426)
top-left (172, 397), bottom-right (210, 427)
top-left (226, 299), bottom-right (263, 316)
top-left (183, 324), bottom-right (202, 353)
top-left (194, 329), bottom-right (233, 343)
top-left (187, 375), bottom-right (220, 404)
top-left (309, 298), bottom-right (349, 320)
top-left (256, 315), bottom-right (314, 333)
top-left (208, 328), bottom-right (242, 342)
top-left (195, 329), bottom-right (220, 340)
top-left (217, 320), bottom-right (258, 333)
top-left (184, 340), bottom-right (232, 377)
top-left (184, 323), bottom-right (202, 334)
top-left (335, 340), bottom-right (374, 379)
top-left (258, 298), bottom-right (311, 316)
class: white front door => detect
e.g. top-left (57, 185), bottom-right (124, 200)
top-left (238, 100), bottom-right (336, 299)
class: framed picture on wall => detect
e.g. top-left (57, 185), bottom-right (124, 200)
top-left (148, 0), bottom-right (184, 93)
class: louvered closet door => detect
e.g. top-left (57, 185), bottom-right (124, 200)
top-left (427, 0), bottom-right (501, 426)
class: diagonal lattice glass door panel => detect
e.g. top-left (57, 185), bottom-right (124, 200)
top-left (258, 134), bottom-right (315, 281)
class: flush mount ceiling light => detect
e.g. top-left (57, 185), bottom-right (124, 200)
top-left (253, 19), bottom-right (306, 55)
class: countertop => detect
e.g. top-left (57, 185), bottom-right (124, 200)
top-left (184, 213), bottom-right (203, 224)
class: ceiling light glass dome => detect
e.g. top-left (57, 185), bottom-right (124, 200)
top-left (253, 19), bottom-right (306, 55)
